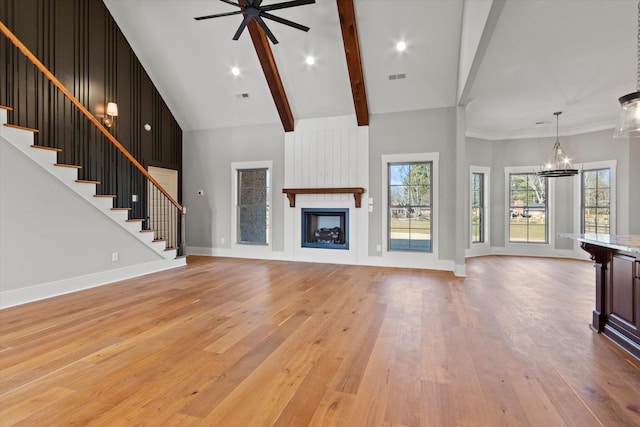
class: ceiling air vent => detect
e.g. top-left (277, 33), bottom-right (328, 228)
top-left (388, 73), bottom-right (407, 81)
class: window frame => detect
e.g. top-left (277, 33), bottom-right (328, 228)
top-left (231, 160), bottom-right (272, 249)
top-left (470, 166), bottom-right (490, 250)
top-left (504, 166), bottom-right (555, 248)
top-left (387, 161), bottom-right (433, 252)
top-left (573, 160), bottom-right (616, 237)
top-left (382, 153), bottom-right (439, 261)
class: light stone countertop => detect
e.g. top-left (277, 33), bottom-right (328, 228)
top-left (558, 234), bottom-right (640, 255)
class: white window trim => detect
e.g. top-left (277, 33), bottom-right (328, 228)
top-left (468, 165), bottom-right (490, 256)
top-left (231, 160), bottom-right (273, 252)
top-left (573, 160), bottom-right (617, 237)
top-left (382, 153), bottom-right (439, 264)
top-left (504, 166), bottom-right (555, 250)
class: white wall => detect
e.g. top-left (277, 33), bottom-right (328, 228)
top-left (0, 140), bottom-right (170, 307)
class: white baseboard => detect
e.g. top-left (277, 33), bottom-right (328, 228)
top-left (187, 246), bottom-right (457, 272)
top-left (0, 257), bottom-right (186, 309)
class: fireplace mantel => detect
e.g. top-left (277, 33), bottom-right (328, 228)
top-left (282, 187), bottom-right (365, 208)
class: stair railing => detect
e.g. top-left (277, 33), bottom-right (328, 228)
top-left (0, 21), bottom-right (185, 255)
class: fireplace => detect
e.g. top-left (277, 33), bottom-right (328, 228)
top-left (301, 208), bottom-right (349, 250)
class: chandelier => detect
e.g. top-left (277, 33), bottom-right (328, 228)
top-left (614, 1), bottom-right (640, 138)
top-left (536, 112), bottom-right (579, 178)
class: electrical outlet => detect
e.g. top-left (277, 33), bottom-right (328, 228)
top-left (111, 252), bottom-right (119, 262)
top-left (368, 197), bottom-right (374, 205)
top-left (368, 205), bottom-right (373, 212)
top-left (376, 244), bottom-right (381, 252)
top-left (132, 194), bottom-right (138, 202)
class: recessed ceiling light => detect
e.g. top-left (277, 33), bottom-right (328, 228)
top-left (396, 41), bottom-right (407, 52)
top-left (305, 56), bottom-right (315, 65)
top-left (231, 67), bottom-right (240, 76)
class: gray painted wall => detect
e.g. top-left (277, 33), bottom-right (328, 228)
top-left (182, 123), bottom-right (285, 251)
top-left (182, 109), bottom-right (636, 268)
top-left (0, 140), bottom-right (161, 292)
top-left (466, 129), bottom-right (635, 249)
top-left (368, 107), bottom-right (457, 260)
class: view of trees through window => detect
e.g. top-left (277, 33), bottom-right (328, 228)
top-left (509, 173), bottom-right (547, 243)
top-left (388, 162), bottom-right (432, 251)
top-left (582, 168), bottom-right (610, 234)
top-left (471, 172), bottom-right (484, 243)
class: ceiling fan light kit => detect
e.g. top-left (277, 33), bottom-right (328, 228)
top-left (615, 0), bottom-right (640, 138)
top-left (536, 112), bottom-right (579, 178)
top-left (194, 0), bottom-right (316, 45)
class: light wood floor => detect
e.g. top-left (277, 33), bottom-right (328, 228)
top-left (1, 256), bottom-right (640, 426)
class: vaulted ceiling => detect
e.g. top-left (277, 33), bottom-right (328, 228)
top-left (103, 0), bottom-right (636, 140)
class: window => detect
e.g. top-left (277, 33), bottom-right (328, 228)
top-left (237, 168), bottom-right (270, 244)
top-left (388, 162), bottom-right (432, 252)
top-left (509, 173), bottom-right (547, 243)
top-left (471, 172), bottom-right (484, 243)
top-left (581, 168), bottom-right (610, 234)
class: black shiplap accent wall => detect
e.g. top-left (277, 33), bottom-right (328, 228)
top-left (0, 0), bottom-right (182, 214)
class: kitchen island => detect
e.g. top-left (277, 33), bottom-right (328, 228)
top-left (562, 234), bottom-right (640, 359)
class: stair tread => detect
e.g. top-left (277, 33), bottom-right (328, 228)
top-left (54, 163), bottom-right (82, 169)
top-left (94, 194), bottom-right (117, 198)
top-left (153, 239), bottom-right (166, 243)
top-left (140, 229), bottom-right (156, 233)
top-left (111, 207), bottom-right (131, 211)
top-left (31, 145), bottom-right (62, 152)
top-left (76, 180), bottom-right (101, 185)
top-left (4, 123), bottom-right (39, 133)
top-left (0, 105), bottom-right (13, 111)
top-left (126, 219), bottom-right (144, 222)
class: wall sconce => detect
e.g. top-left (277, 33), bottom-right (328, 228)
top-left (104, 102), bottom-right (118, 128)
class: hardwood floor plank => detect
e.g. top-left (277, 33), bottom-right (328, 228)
top-left (1, 255), bottom-right (639, 426)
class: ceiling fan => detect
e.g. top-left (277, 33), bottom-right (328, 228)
top-left (194, 0), bottom-right (315, 45)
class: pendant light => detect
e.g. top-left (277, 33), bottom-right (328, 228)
top-left (536, 112), bottom-right (579, 178)
top-left (614, 1), bottom-right (640, 138)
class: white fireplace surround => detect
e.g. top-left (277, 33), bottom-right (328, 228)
top-left (283, 115), bottom-right (369, 265)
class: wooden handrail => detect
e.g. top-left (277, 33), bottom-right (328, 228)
top-left (0, 21), bottom-right (184, 213)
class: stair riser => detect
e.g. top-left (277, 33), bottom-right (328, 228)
top-left (0, 125), bottom-right (33, 149)
top-left (137, 232), bottom-right (157, 244)
top-left (122, 221), bottom-right (143, 233)
top-left (71, 182), bottom-right (98, 199)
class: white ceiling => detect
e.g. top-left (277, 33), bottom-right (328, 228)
top-left (103, 0), bottom-right (637, 140)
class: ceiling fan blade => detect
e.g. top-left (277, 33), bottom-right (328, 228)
top-left (260, 0), bottom-right (315, 12)
top-left (254, 16), bottom-right (279, 44)
top-left (233, 15), bottom-right (252, 40)
top-left (194, 10), bottom-right (243, 20)
top-left (261, 12), bottom-right (309, 32)
top-left (254, 0), bottom-right (264, 5)
top-left (219, 0), bottom-right (243, 8)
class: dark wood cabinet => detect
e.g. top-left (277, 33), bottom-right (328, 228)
top-left (582, 241), bottom-right (640, 359)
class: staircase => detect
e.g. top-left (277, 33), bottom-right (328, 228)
top-left (0, 105), bottom-right (177, 260)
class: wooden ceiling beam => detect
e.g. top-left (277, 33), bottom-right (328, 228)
top-left (245, 17), bottom-right (295, 132)
top-left (337, 0), bottom-right (369, 127)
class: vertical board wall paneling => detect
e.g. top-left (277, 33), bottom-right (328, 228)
top-left (0, 0), bottom-right (182, 217)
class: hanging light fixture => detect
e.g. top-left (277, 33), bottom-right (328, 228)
top-left (614, 1), bottom-right (640, 138)
top-left (536, 112), bottom-right (579, 178)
